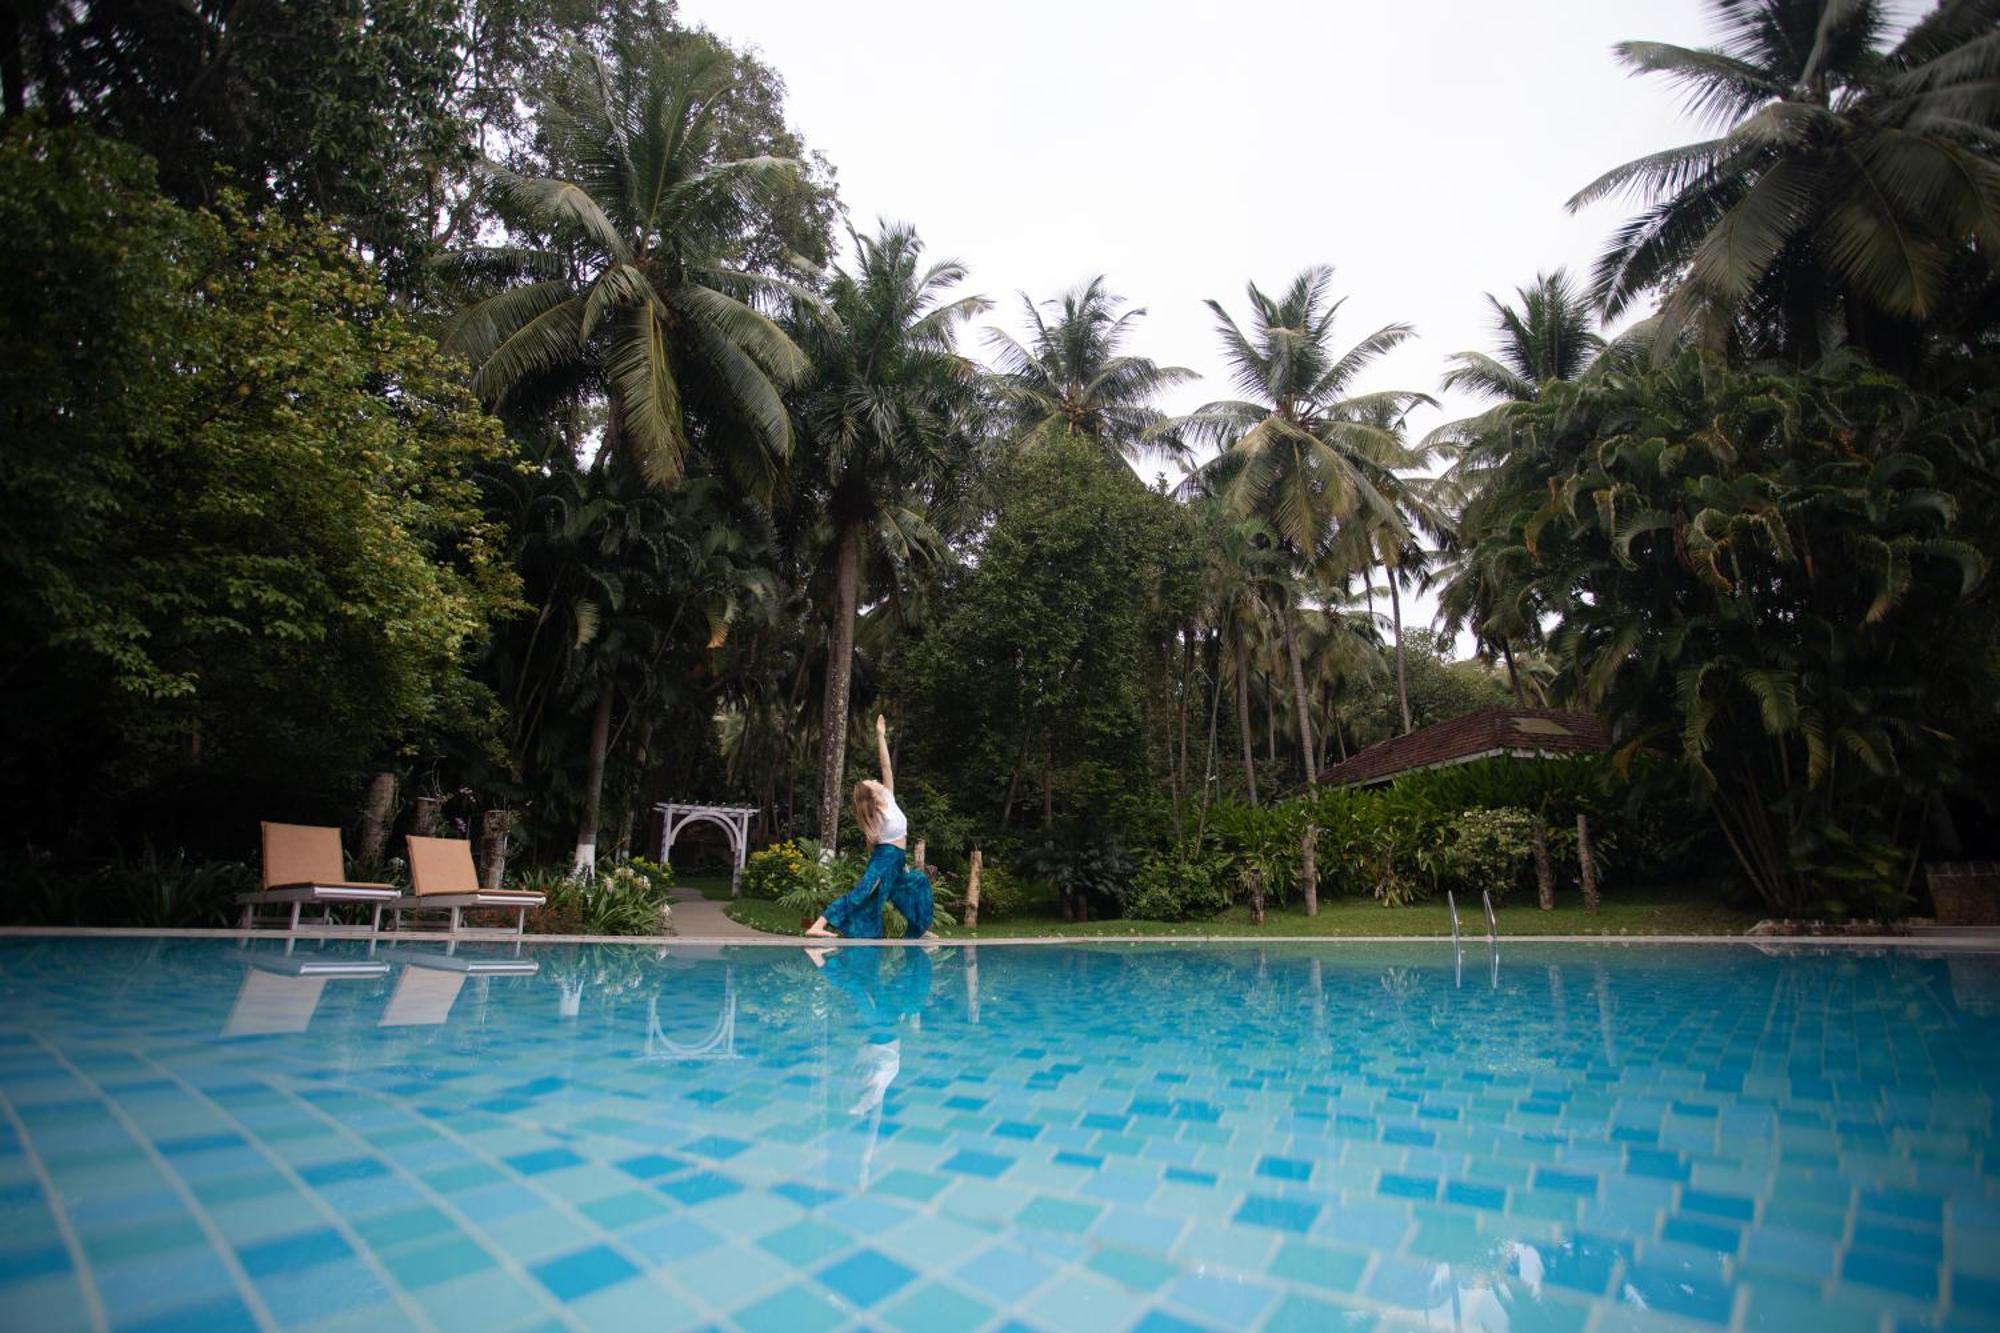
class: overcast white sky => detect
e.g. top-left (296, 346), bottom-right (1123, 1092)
top-left (673, 0), bottom-right (1916, 639)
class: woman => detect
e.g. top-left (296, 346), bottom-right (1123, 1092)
top-left (806, 715), bottom-right (936, 940)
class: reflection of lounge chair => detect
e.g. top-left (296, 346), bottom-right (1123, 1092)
top-left (391, 836), bottom-right (544, 937)
top-left (238, 823), bottom-right (401, 933)
top-left (379, 949), bottom-right (539, 1027)
top-left (222, 955), bottom-right (389, 1037)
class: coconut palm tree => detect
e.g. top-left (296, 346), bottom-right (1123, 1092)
top-left (443, 36), bottom-right (810, 490)
top-left (1428, 270), bottom-right (1607, 699)
top-left (984, 277), bottom-right (1195, 465)
top-left (1167, 266), bottom-right (1427, 913)
top-left (1569, 0), bottom-right (2000, 363)
top-left (789, 222), bottom-right (988, 851)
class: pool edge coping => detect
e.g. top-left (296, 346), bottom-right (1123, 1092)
top-left (3, 926), bottom-right (1998, 951)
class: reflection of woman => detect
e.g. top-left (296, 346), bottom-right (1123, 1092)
top-left (807, 715), bottom-right (935, 940)
top-left (808, 946), bottom-right (934, 1187)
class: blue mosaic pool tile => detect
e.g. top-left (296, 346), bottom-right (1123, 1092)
top-left (881, 1280), bottom-right (992, 1333)
top-left (940, 1150), bottom-right (1014, 1179)
top-left (816, 1247), bottom-right (916, 1307)
top-left (1842, 1248), bottom-right (1939, 1301)
top-left (1233, 1194), bottom-right (1318, 1233)
top-left (955, 1245), bottom-right (1055, 1302)
top-left (530, 1243), bottom-right (640, 1302)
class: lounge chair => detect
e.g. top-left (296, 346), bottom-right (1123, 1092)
top-left (391, 835), bottom-right (544, 936)
top-left (221, 954), bottom-right (390, 1037)
top-left (239, 822), bottom-right (401, 933)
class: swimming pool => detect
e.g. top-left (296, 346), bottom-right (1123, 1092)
top-left (0, 937), bottom-right (1995, 1331)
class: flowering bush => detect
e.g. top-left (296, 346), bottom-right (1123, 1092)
top-left (741, 840), bottom-right (829, 902)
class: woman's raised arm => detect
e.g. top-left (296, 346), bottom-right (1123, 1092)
top-left (875, 714), bottom-right (893, 792)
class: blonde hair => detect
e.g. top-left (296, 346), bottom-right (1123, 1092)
top-left (850, 780), bottom-right (887, 844)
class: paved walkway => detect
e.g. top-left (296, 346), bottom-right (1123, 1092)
top-left (665, 885), bottom-right (762, 940)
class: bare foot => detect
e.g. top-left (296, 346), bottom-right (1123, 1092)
top-left (804, 917), bottom-right (835, 938)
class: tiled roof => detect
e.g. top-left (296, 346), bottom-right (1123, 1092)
top-left (1317, 707), bottom-right (1611, 788)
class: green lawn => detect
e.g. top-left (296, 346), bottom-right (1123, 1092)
top-left (726, 885), bottom-right (1758, 938)
top-left (671, 871), bottom-right (737, 902)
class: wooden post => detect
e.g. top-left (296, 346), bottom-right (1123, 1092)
top-left (479, 809), bottom-right (514, 890)
top-left (412, 795), bottom-right (442, 838)
top-left (1248, 868), bottom-right (1267, 926)
top-left (964, 848), bottom-right (982, 930)
top-left (358, 772), bottom-right (397, 865)
top-left (911, 838), bottom-right (926, 873)
top-left (1577, 813), bottom-right (1599, 912)
top-left (1532, 814), bottom-right (1555, 911)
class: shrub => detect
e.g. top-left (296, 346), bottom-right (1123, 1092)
top-left (1419, 805), bottom-right (1535, 905)
top-left (741, 840), bottom-right (828, 902)
top-left (1123, 855), bottom-right (1231, 921)
top-left (964, 861), bottom-right (1029, 919)
top-left (518, 862), bottom-right (671, 936)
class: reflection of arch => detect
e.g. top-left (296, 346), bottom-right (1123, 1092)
top-left (656, 802), bottom-right (755, 897)
top-left (644, 969), bottom-right (739, 1060)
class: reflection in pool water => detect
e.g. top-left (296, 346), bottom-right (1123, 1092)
top-left (0, 937), bottom-right (1995, 1331)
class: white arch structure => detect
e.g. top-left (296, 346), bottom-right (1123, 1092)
top-left (656, 802), bottom-right (755, 897)
top-left (644, 973), bottom-right (739, 1061)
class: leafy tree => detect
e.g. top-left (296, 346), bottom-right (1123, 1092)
top-left (892, 435), bottom-right (1202, 872)
top-left (1570, 0), bottom-right (2000, 366)
top-left (984, 277), bottom-right (1193, 465)
top-left (1487, 350), bottom-right (1992, 914)
top-left (785, 222), bottom-right (988, 851)
top-left (4, 0), bottom-right (472, 285)
top-left (0, 123), bottom-right (516, 855)
top-left (445, 32), bottom-right (811, 490)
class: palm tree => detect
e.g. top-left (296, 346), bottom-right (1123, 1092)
top-left (1168, 266), bottom-right (1427, 912)
top-left (1428, 270), bottom-right (1606, 700)
top-left (443, 36), bottom-right (809, 490)
top-left (984, 277), bottom-right (1194, 465)
top-left (790, 223), bottom-right (988, 851)
top-left (1439, 270), bottom-right (1604, 402)
top-left (1568, 0), bottom-right (2000, 363)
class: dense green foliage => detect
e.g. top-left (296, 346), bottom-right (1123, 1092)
top-left (0, 124), bottom-right (514, 853)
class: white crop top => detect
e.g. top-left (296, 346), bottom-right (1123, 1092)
top-left (876, 791), bottom-right (908, 843)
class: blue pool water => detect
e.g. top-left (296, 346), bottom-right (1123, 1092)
top-left (0, 938), bottom-right (1997, 1332)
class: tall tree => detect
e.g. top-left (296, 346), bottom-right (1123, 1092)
top-left (788, 223), bottom-right (987, 851)
top-left (1170, 266), bottom-right (1427, 912)
top-left (444, 34), bottom-right (811, 491)
top-left (1569, 0), bottom-right (2000, 365)
top-left (984, 277), bottom-right (1193, 466)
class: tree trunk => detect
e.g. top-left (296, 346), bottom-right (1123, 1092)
top-left (1532, 813), bottom-right (1555, 910)
top-left (1501, 640), bottom-right (1527, 706)
top-left (1041, 734), bottom-right (1054, 829)
top-left (1281, 601), bottom-right (1319, 916)
top-left (573, 690), bottom-right (613, 877)
top-left (480, 808), bottom-right (515, 890)
top-left (816, 524), bottom-right (863, 851)
top-left (998, 725), bottom-right (1030, 833)
top-left (1196, 632), bottom-right (1224, 846)
top-left (1577, 813), bottom-right (1599, 912)
top-left (964, 848), bottom-right (982, 930)
top-left (412, 795), bottom-right (442, 838)
top-left (911, 838), bottom-right (925, 873)
top-left (1236, 638), bottom-right (1258, 805)
top-left (358, 772), bottom-right (397, 865)
top-left (1387, 569), bottom-right (1413, 736)
top-left (1264, 672), bottom-right (1277, 767)
top-left (1248, 867), bottom-right (1266, 926)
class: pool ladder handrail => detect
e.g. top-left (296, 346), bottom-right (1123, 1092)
top-left (1446, 890), bottom-right (1461, 953)
top-left (1481, 889), bottom-right (1498, 947)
